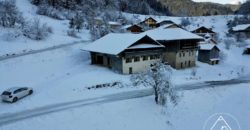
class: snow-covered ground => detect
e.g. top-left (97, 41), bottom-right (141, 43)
top-left (0, 38), bottom-right (249, 129)
top-left (0, 0), bottom-right (250, 129)
top-left (0, 83), bottom-right (249, 130)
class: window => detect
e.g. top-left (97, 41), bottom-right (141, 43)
top-left (192, 50), bottom-right (195, 56)
top-left (14, 89), bottom-right (22, 94)
top-left (142, 56), bottom-right (148, 61)
top-left (183, 52), bottom-right (185, 57)
top-left (134, 56), bottom-right (140, 62)
top-left (2, 91), bottom-right (11, 95)
top-left (189, 51), bottom-right (191, 56)
top-left (150, 55), bottom-right (155, 60)
top-left (179, 52), bottom-right (182, 57)
top-left (126, 58), bottom-right (132, 63)
top-left (155, 55), bottom-right (160, 59)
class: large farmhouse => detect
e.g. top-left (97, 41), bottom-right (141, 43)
top-left (144, 28), bottom-right (204, 69)
top-left (84, 34), bottom-right (165, 74)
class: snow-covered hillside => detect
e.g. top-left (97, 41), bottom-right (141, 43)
top-left (0, 0), bottom-right (89, 56)
top-left (0, 0), bottom-right (250, 130)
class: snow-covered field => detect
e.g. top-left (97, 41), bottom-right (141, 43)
top-left (0, 83), bottom-right (249, 130)
top-left (0, 0), bottom-right (250, 129)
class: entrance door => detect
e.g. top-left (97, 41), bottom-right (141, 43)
top-left (107, 57), bottom-right (111, 67)
top-left (96, 56), bottom-right (104, 64)
top-left (129, 67), bottom-right (133, 74)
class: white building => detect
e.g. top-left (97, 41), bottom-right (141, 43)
top-left (83, 33), bottom-right (165, 74)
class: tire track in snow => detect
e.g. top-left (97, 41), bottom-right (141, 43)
top-left (0, 89), bottom-right (153, 126)
top-left (0, 40), bottom-right (89, 61)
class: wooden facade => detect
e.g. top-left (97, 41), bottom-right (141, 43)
top-left (126, 25), bottom-right (144, 33)
top-left (198, 46), bottom-right (220, 65)
top-left (192, 26), bottom-right (216, 39)
top-left (141, 17), bottom-right (157, 28)
top-left (158, 39), bottom-right (200, 69)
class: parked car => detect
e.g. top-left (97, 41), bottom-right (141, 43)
top-left (1, 87), bottom-right (33, 103)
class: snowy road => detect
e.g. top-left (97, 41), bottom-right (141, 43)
top-left (0, 40), bottom-right (89, 61)
top-left (0, 78), bottom-right (249, 126)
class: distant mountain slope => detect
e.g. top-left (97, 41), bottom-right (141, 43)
top-left (155, 0), bottom-right (234, 16)
top-left (237, 1), bottom-right (250, 15)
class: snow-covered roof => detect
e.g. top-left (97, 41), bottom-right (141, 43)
top-left (143, 17), bottom-right (157, 22)
top-left (83, 33), bottom-right (163, 55)
top-left (210, 58), bottom-right (220, 61)
top-left (205, 33), bottom-right (211, 38)
top-left (200, 36), bottom-right (217, 44)
top-left (108, 21), bottom-right (121, 25)
top-left (128, 44), bottom-right (163, 49)
top-left (144, 28), bottom-right (204, 41)
top-left (200, 44), bottom-right (219, 50)
top-left (157, 24), bottom-right (176, 29)
top-left (156, 19), bottom-right (174, 24)
top-left (187, 25), bottom-right (213, 32)
top-left (122, 25), bottom-right (132, 29)
top-left (232, 24), bottom-right (250, 31)
top-left (122, 24), bottom-right (142, 30)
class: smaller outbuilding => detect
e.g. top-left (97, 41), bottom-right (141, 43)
top-left (243, 45), bottom-right (250, 55)
top-left (198, 44), bottom-right (220, 65)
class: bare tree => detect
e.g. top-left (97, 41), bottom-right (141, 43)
top-left (219, 51), bottom-right (228, 63)
top-left (223, 37), bottom-right (235, 50)
top-left (131, 62), bottom-right (179, 106)
top-left (22, 18), bottom-right (52, 40)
